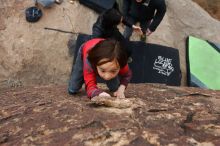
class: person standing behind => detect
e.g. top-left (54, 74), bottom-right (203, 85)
top-left (122, 0), bottom-right (166, 40)
top-left (92, 8), bottom-right (142, 56)
top-left (92, 8), bottom-right (142, 41)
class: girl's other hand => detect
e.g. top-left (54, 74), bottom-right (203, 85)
top-left (113, 85), bottom-right (126, 98)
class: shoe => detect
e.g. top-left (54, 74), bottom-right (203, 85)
top-left (69, 0), bottom-right (74, 4)
top-left (140, 34), bottom-right (147, 42)
top-left (68, 88), bottom-right (77, 95)
top-left (55, 0), bottom-right (63, 4)
top-left (127, 57), bottom-right (133, 63)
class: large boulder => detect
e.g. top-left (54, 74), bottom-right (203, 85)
top-left (0, 84), bottom-right (220, 145)
top-left (0, 0), bottom-right (220, 87)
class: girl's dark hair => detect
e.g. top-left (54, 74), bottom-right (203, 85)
top-left (88, 39), bottom-right (128, 71)
top-left (102, 8), bottom-right (122, 28)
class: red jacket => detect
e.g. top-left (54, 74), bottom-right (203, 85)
top-left (82, 38), bottom-right (132, 98)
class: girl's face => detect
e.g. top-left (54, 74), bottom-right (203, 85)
top-left (97, 58), bottom-right (120, 80)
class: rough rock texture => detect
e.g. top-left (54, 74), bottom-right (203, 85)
top-left (0, 0), bottom-right (220, 88)
top-left (0, 84), bottom-right (220, 145)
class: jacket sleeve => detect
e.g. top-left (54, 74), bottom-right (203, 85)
top-left (118, 64), bottom-right (132, 87)
top-left (83, 59), bottom-right (102, 98)
top-left (148, 0), bottom-right (166, 32)
top-left (122, 17), bottom-right (133, 28)
top-left (122, 0), bottom-right (131, 16)
top-left (92, 16), bottom-right (104, 38)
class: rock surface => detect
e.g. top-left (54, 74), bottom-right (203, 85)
top-left (193, 0), bottom-right (220, 20)
top-left (0, 0), bottom-right (220, 88)
top-left (0, 0), bottom-right (97, 88)
top-left (0, 84), bottom-right (220, 145)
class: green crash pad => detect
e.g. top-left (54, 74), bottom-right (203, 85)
top-left (187, 36), bottom-right (220, 90)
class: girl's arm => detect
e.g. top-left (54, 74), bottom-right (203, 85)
top-left (113, 64), bottom-right (132, 98)
top-left (83, 67), bottom-right (111, 98)
top-left (113, 84), bottom-right (126, 98)
top-left (83, 60), bottom-right (103, 98)
top-left (82, 39), bottom-right (107, 98)
top-left (118, 64), bottom-right (132, 87)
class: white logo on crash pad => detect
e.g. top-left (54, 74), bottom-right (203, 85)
top-left (153, 56), bottom-right (174, 76)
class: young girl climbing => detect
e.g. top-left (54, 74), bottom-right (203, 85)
top-left (68, 38), bottom-right (132, 99)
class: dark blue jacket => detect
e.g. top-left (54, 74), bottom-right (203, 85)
top-left (92, 11), bottom-right (132, 41)
top-left (92, 9), bottom-right (134, 56)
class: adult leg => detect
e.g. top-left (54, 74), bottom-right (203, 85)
top-left (140, 20), bottom-right (151, 33)
top-left (68, 47), bottom-right (84, 94)
top-left (140, 20), bottom-right (151, 42)
top-left (123, 17), bottom-right (136, 40)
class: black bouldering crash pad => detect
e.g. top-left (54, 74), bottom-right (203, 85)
top-left (128, 41), bottom-right (181, 86)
